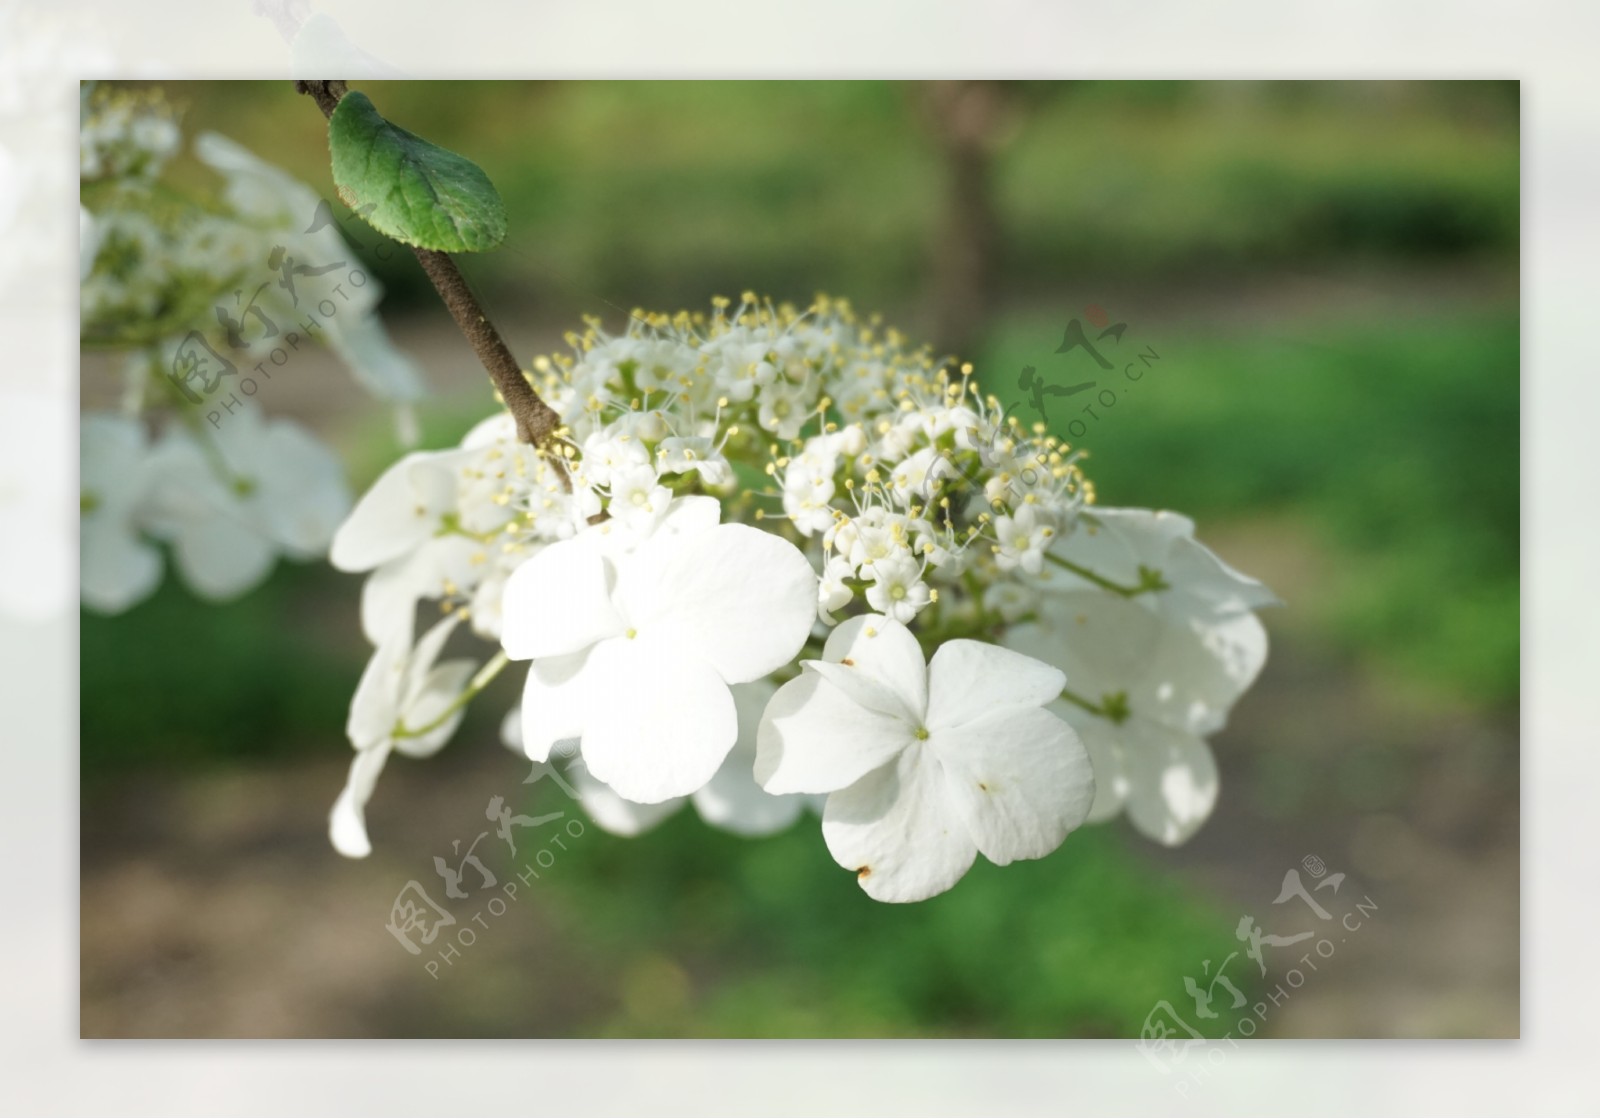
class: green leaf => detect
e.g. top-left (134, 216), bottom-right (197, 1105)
top-left (327, 90), bottom-right (506, 253)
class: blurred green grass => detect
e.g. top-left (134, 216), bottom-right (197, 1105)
top-left (517, 790), bottom-right (1245, 1038)
top-left (79, 564), bottom-right (358, 775)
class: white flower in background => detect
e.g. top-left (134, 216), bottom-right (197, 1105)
top-left (1048, 507), bottom-right (1278, 623)
top-left (80, 404), bottom-right (350, 612)
top-left (1005, 589), bottom-right (1268, 845)
top-left (580, 429), bottom-right (650, 487)
top-left (657, 435), bottom-right (732, 488)
top-left (143, 404), bottom-right (350, 601)
top-left (982, 580), bottom-right (1037, 623)
top-left (502, 498), bottom-right (816, 803)
top-left (756, 615), bottom-right (1096, 903)
top-left (780, 437), bottom-right (841, 537)
top-left (79, 412), bottom-right (161, 614)
top-left (321, 312), bottom-right (424, 444)
top-left (606, 463), bottom-right (672, 532)
top-left (193, 132), bottom-right (426, 416)
top-left (79, 86), bottom-right (179, 181)
top-left (79, 95), bottom-right (435, 616)
top-left (992, 503), bottom-right (1056, 575)
top-left (817, 554), bottom-right (855, 624)
top-left (80, 110), bottom-right (427, 426)
top-left (888, 446), bottom-right (953, 502)
top-left (501, 681), bottom-right (817, 838)
top-left (756, 377), bottom-right (811, 440)
top-left (865, 553), bottom-right (932, 624)
top-left (330, 614), bottom-right (478, 857)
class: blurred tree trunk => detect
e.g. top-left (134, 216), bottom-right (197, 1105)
top-left (919, 81), bottom-right (1014, 362)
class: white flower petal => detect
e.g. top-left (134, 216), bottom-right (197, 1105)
top-left (500, 539), bottom-right (624, 660)
top-left (622, 522), bottom-right (816, 684)
top-left (323, 307), bottom-right (427, 404)
top-left (402, 614), bottom-right (462, 700)
top-left (819, 614), bottom-right (928, 720)
top-left (329, 741), bottom-right (391, 858)
top-left (463, 413), bottom-right (517, 449)
top-left (693, 741), bottom-right (809, 837)
top-left (80, 412), bottom-right (152, 508)
top-left (569, 761), bottom-right (687, 837)
top-left (569, 493), bottom-right (722, 561)
top-left (1120, 717), bottom-right (1219, 846)
top-left (1074, 507), bottom-right (1194, 566)
top-left (347, 624), bottom-right (410, 750)
top-left (1023, 591), bottom-right (1265, 736)
top-left (500, 705), bottom-right (523, 752)
top-left (691, 685), bottom-right (810, 837)
top-left (79, 520), bottom-right (162, 614)
top-left (930, 706), bottom-right (1094, 865)
top-left (656, 494), bottom-right (722, 536)
top-left (395, 659), bottom-right (477, 758)
top-left (1052, 507), bottom-right (1277, 623)
top-left (171, 513), bottom-right (275, 601)
top-left (254, 421), bottom-right (351, 558)
top-left (329, 450), bottom-right (462, 572)
top-left (1142, 610), bottom-right (1270, 736)
top-left (519, 647), bottom-right (594, 763)
top-left (1049, 508), bottom-right (1192, 594)
top-left (822, 744), bottom-right (977, 903)
top-left (579, 634), bottom-right (738, 803)
top-left (1006, 592), bottom-right (1161, 701)
top-left (755, 671), bottom-right (916, 795)
top-left (359, 536), bottom-right (481, 644)
top-left (1165, 535), bottom-right (1280, 617)
top-left (1053, 703), bottom-right (1128, 824)
top-left (803, 661), bottom-right (922, 726)
top-left (925, 640), bottom-right (1065, 732)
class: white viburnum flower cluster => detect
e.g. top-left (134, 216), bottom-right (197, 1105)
top-left (79, 85), bottom-right (425, 614)
top-left (79, 84), bottom-right (180, 183)
top-left (81, 406), bottom-right (350, 612)
top-left (328, 296), bottom-right (1275, 903)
